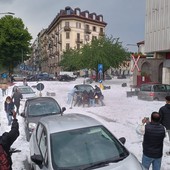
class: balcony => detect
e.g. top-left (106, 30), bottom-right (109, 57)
top-left (99, 31), bottom-right (105, 36)
top-left (84, 28), bottom-right (91, 34)
top-left (58, 40), bottom-right (62, 44)
top-left (64, 26), bottom-right (71, 31)
top-left (76, 39), bottom-right (83, 44)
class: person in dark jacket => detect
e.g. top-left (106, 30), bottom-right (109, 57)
top-left (12, 88), bottom-right (23, 115)
top-left (94, 85), bottom-right (105, 106)
top-left (159, 95), bottom-right (170, 155)
top-left (4, 96), bottom-right (15, 126)
top-left (142, 112), bottom-right (166, 170)
top-left (0, 111), bottom-right (19, 170)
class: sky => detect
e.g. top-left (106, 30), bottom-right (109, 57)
top-left (0, 77), bottom-right (170, 170)
top-left (0, 0), bottom-right (146, 52)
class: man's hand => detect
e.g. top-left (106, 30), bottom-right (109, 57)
top-left (13, 111), bottom-right (17, 119)
top-left (142, 117), bottom-right (150, 124)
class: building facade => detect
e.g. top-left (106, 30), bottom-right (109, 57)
top-left (31, 6), bottom-right (107, 75)
top-left (145, 0), bottom-right (170, 84)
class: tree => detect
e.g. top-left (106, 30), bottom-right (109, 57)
top-left (60, 36), bottom-right (129, 78)
top-left (0, 15), bottom-right (32, 73)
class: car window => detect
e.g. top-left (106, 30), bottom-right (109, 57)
top-left (140, 85), bottom-right (152, 91)
top-left (28, 101), bottom-right (61, 116)
top-left (50, 125), bottom-right (129, 169)
top-left (19, 87), bottom-right (34, 94)
top-left (36, 124), bottom-right (48, 167)
top-left (166, 85), bottom-right (170, 92)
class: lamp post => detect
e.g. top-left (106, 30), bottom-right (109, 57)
top-left (0, 12), bottom-right (15, 15)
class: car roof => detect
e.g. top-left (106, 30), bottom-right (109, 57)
top-left (39, 113), bottom-right (101, 134)
top-left (26, 97), bottom-right (57, 102)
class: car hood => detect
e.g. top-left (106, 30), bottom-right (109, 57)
top-left (86, 153), bottom-right (144, 170)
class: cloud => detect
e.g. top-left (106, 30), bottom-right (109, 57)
top-left (0, 0), bottom-right (15, 4)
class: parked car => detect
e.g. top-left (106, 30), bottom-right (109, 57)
top-left (57, 74), bottom-right (76, 81)
top-left (74, 84), bottom-right (94, 93)
top-left (21, 97), bottom-right (66, 141)
top-left (27, 73), bottom-right (55, 81)
top-left (12, 85), bottom-right (36, 99)
top-left (138, 83), bottom-right (170, 101)
top-left (30, 113), bottom-right (145, 170)
top-left (12, 74), bottom-right (26, 81)
top-left (105, 74), bottom-right (112, 80)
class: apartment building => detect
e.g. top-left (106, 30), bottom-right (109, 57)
top-left (145, 0), bottom-right (170, 84)
top-left (31, 6), bottom-right (107, 74)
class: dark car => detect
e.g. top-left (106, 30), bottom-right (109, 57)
top-left (74, 84), bottom-right (94, 93)
top-left (21, 97), bottom-right (66, 141)
top-left (27, 73), bottom-right (55, 81)
top-left (57, 74), bottom-right (76, 81)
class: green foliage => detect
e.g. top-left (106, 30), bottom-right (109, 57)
top-left (59, 36), bottom-right (129, 73)
top-left (0, 15), bottom-right (32, 72)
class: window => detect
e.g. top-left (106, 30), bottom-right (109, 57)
top-left (76, 10), bottom-right (80, 16)
top-left (85, 35), bottom-right (89, 41)
top-left (66, 9), bottom-right (71, 15)
top-left (77, 44), bottom-right (80, 50)
top-left (66, 43), bottom-right (70, 50)
top-left (76, 22), bottom-right (81, 29)
top-left (99, 16), bottom-right (103, 22)
top-left (85, 12), bottom-right (88, 18)
top-left (85, 24), bottom-right (90, 30)
top-left (77, 33), bottom-right (80, 40)
top-left (100, 28), bottom-right (103, 33)
top-left (93, 26), bottom-right (96, 32)
top-left (66, 32), bottom-right (70, 39)
top-left (65, 22), bottom-right (69, 27)
top-left (93, 14), bottom-right (96, 20)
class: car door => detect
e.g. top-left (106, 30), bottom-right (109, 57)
top-left (32, 123), bottom-right (49, 170)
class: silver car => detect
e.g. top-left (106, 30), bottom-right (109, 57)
top-left (138, 83), bottom-right (170, 101)
top-left (30, 114), bottom-right (145, 170)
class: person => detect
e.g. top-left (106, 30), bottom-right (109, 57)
top-left (1, 83), bottom-right (8, 96)
top-left (74, 91), bottom-right (82, 107)
top-left (142, 112), bottom-right (166, 170)
top-left (67, 87), bottom-right (77, 109)
top-left (12, 88), bottom-right (23, 115)
top-left (89, 90), bottom-right (95, 107)
top-left (23, 78), bottom-right (28, 86)
top-left (0, 111), bottom-right (19, 170)
top-left (4, 96), bottom-right (15, 126)
top-left (159, 96), bottom-right (170, 155)
top-left (94, 85), bottom-right (105, 106)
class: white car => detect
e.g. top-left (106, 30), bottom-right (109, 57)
top-left (12, 85), bottom-right (36, 99)
top-left (29, 113), bottom-right (146, 170)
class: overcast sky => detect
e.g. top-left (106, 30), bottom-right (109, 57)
top-left (0, 0), bottom-right (145, 52)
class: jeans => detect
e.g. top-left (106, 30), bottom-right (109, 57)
top-left (89, 99), bottom-right (95, 106)
top-left (142, 154), bottom-right (162, 170)
top-left (6, 112), bottom-right (12, 126)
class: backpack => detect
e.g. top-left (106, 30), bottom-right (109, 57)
top-left (0, 145), bottom-right (10, 170)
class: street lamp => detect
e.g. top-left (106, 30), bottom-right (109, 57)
top-left (0, 12), bottom-right (15, 15)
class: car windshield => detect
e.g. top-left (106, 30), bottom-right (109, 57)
top-left (28, 101), bottom-right (61, 116)
top-left (50, 125), bottom-right (129, 170)
top-left (19, 87), bottom-right (34, 94)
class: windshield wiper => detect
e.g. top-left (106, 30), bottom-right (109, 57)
top-left (82, 156), bottom-right (128, 170)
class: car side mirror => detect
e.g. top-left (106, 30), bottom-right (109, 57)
top-left (119, 137), bottom-right (126, 145)
top-left (31, 154), bottom-right (43, 168)
top-left (61, 107), bottom-right (66, 113)
top-left (20, 112), bottom-right (25, 118)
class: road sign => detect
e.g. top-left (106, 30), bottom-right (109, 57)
top-left (36, 83), bottom-right (44, 91)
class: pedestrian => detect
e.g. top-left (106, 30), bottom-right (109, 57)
top-left (0, 111), bottom-right (19, 170)
top-left (94, 85), bottom-right (105, 106)
top-left (12, 88), bottom-right (23, 115)
top-left (67, 87), bottom-right (77, 109)
top-left (89, 90), bottom-right (95, 107)
top-left (23, 78), bottom-right (28, 86)
top-left (1, 83), bottom-right (8, 96)
top-left (74, 91), bottom-right (82, 107)
top-left (142, 112), bottom-right (166, 170)
top-left (159, 96), bottom-right (170, 155)
top-left (4, 96), bottom-right (15, 126)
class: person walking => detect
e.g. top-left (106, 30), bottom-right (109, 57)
top-left (12, 88), bottom-right (23, 115)
top-left (0, 111), bottom-right (19, 170)
top-left (142, 112), bottom-right (166, 170)
top-left (67, 87), bottom-right (77, 109)
top-left (89, 90), bottom-right (95, 107)
top-left (4, 96), bottom-right (15, 126)
top-left (159, 96), bottom-right (170, 155)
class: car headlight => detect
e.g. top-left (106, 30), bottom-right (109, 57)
top-left (28, 123), bottom-right (37, 132)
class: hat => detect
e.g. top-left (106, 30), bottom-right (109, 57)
top-left (165, 96), bottom-right (170, 101)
